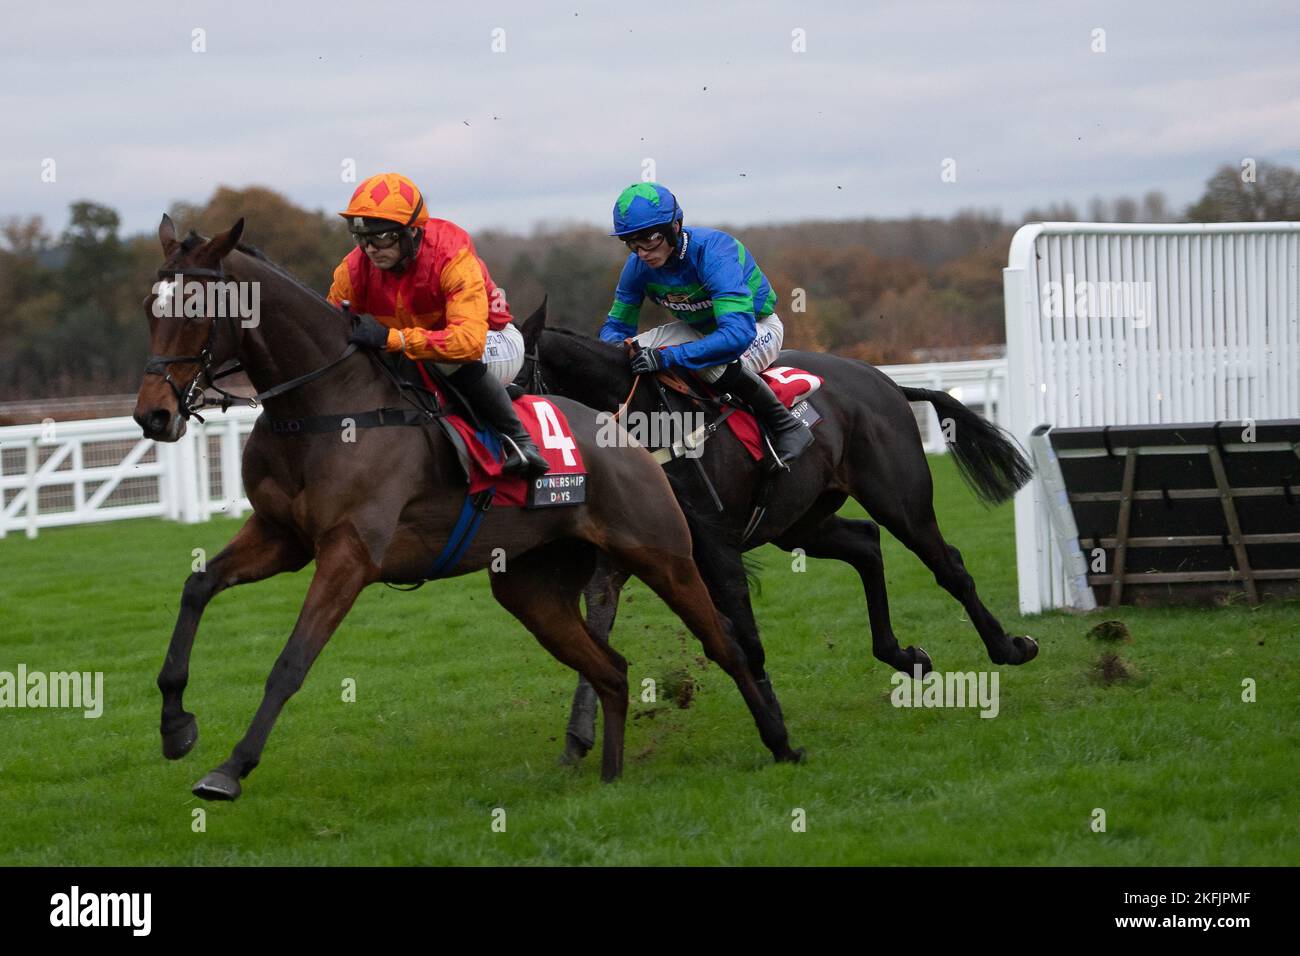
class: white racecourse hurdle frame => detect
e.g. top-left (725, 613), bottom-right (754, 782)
top-left (1004, 221), bottom-right (1300, 614)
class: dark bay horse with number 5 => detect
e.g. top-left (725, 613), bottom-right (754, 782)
top-left (517, 303), bottom-right (1038, 762)
top-left (133, 215), bottom-right (801, 800)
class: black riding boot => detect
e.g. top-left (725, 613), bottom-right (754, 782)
top-left (714, 362), bottom-right (814, 469)
top-left (449, 363), bottom-right (550, 478)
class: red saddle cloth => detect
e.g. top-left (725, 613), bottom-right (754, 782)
top-left (722, 366), bottom-right (824, 461)
top-left (416, 365), bottom-right (586, 507)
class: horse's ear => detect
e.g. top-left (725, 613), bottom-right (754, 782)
top-left (159, 214), bottom-right (178, 255)
top-left (204, 218), bottom-right (245, 261)
top-left (520, 295), bottom-right (548, 348)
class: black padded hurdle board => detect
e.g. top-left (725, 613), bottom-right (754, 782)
top-left (1047, 420), bottom-right (1300, 607)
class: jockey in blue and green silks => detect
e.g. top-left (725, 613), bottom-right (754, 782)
top-left (599, 182), bottom-right (813, 468)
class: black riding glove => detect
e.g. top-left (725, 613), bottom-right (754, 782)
top-left (348, 313), bottom-right (391, 351)
top-left (629, 346), bottom-right (666, 376)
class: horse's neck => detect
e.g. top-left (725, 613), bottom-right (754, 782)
top-left (232, 256), bottom-right (387, 416)
top-left (547, 334), bottom-right (632, 411)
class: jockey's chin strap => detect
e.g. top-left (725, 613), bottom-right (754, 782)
top-left (144, 264), bottom-right (358, 422)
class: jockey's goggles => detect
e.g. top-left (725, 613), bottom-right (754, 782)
top-left (352, 229), bottom-right (404, 250)
top-left (624, 230), bottom-right (668, 253)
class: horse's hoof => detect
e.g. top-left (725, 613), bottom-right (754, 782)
top-left (1012, 635), bottom-right (1039, 664)
top-left (777, 746), bottom-right (806, 764)
top-left (192, 770), bottom-right (241, 801)
top-left (559, 733), bottom-right (592, 766)
top-left (904, 646), bottom-right (933, 676)
top-left (161, 714), bottom-right (198, 760)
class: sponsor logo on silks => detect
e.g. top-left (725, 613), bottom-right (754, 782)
top-left (50, 886), bottom-right (151, 936)
top-left (657, 293), bottom-right (712, 312)
top-left (890, 665), bottom-right (999, 718)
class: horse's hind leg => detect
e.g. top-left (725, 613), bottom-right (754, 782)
top-left (159, 513), bottom-right (308, 760)
top-left (854, 476), bottom-right (1037, 667)
top-left (493, 541), bottom-right (630, 781)
top-left (563, 553), bottom-right (630, 764)
top-left (191, 524), bottom-right (372, 801)
top-left (775, 515), bottom-right (932, 676)
top-left (565, 530), bottom-right (785, 762)
top-left (610, 544), bottom-right (803, 764)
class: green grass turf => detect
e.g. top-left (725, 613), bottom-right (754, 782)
top-left (0, 455), bottom-right (1295, 865)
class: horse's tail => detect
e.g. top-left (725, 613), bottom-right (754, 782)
top-left (898, 386), bottom-right (1034, 506)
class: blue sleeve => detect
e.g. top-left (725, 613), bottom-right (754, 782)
top-left (599, 255), bottom-right (645, 344)
top-left (661, 234), bottom-right (756, 370)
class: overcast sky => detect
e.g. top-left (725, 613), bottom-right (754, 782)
top-left (4, 0), bottom-right (1299, 239)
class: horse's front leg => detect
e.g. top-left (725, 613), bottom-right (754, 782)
top-left (160, 513), bottom-right (309, 760)
top-left (191, 525), bottom-right (376, 801)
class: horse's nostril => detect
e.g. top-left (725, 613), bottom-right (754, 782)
top-left (147, 410), bottom-right (172, 435)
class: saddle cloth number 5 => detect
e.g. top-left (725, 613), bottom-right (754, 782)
top-left (533, 399), bottom-right (578, 467)
top-left (764, 366), bottom-right (821, 391)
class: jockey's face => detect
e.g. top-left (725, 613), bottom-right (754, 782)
top-left (364, 243), bottom-right (403, 269)
top-left (354, 227), bottom-right (409, 270)
top-left (633, 222), bottom-right (679, 268)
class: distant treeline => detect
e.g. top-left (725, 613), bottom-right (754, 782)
top-left (1, 161), bottom-right (1296, 401)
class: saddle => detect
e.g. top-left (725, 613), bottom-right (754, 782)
top-left (400, 356), bottom-right (586, 507)
top-left (652, 366), bottom-right (824, 463)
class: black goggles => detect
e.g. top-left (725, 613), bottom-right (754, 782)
top-left (352, 229), bottom-right (404, 250)
top-left (624, 230), bottom-right (668, 252)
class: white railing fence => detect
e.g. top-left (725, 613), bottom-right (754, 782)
top-left (0, 359), bottom-right (1009, 538)
top-left (1004, 221), bottom-right (1300, 613)
top-left (0, 407), bottom-right (258, 538)
top-left (878, 357), bottom-right (1007, 452)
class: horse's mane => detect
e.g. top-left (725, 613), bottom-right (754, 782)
top-left (544, 325), bottom-right (622, 350)
top-left (233, 240), bottom-right (336, 311)
top-left (174, 228), bottom-right (338, 312)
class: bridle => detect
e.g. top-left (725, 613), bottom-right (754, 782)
top-left (143, 263), bottom-right (358, 422)
top-left (521, 344), bottom-right (548, 399)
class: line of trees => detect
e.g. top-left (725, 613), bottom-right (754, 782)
top-left (1, 161), bottom-right (1296, 401)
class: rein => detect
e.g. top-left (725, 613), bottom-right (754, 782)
top-left (612, 375), bottom-right (640, 421)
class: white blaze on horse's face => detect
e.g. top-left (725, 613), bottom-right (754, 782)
top-left (151, 279), bottom-right (176, 316)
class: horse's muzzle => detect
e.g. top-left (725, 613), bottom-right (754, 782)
top-left (134, 406), bottom-right (186, 442)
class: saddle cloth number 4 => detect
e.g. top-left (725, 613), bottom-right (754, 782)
top-left (533, 399), bottom-right (578, 467)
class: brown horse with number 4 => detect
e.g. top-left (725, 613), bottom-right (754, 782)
top-left (133, 215), bottom-right (801, 800)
